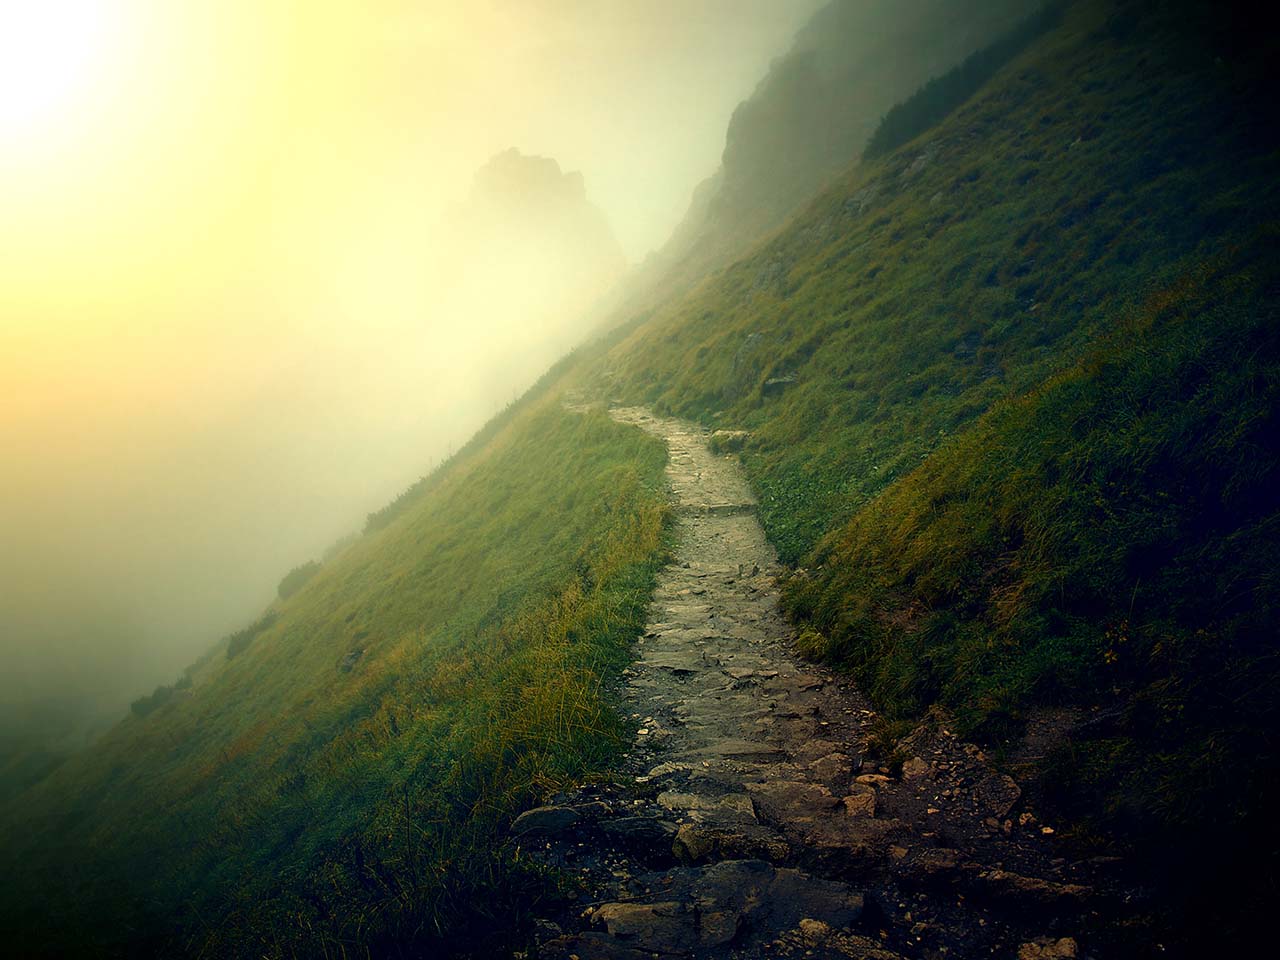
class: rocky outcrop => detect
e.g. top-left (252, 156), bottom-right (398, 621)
top-left (434, 149), bottom-right (626, 396)
top-left (644, 0), bottom-right (1036, 294)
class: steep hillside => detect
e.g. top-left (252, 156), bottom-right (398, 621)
top-left (0, 396), bottom-right (668, 956)
top-left (595, 0), bottom-right (1278, 942)
top-left (3, 0), bottom-right (1275, 955)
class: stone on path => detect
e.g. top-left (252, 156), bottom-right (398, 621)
top-left (1018, 937), bottom-right (1079, 959)
top-left (510, 805), bottom-right (578, 837)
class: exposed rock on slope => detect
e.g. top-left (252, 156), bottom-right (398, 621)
top-left (644, 0), bottom-right (1036, 293)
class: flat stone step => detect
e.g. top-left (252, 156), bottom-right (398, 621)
top-left (676, 502), bottom-right (757, 516)
top-left (674, 738), bottom-right (789, 763)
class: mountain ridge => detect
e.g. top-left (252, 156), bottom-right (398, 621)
top-left (638, 0), bottom-right (1038, 301)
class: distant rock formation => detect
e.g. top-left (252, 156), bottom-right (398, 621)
top-left (442, 148), bottom-right (625, 330)
top-left (434, 148), bottom-right (626, 400)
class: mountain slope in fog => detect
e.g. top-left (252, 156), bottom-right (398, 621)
top-left (0, 146), bottom-right (628, 809)
top-left (0, 394), bottom-right (667, 956)
top-left (2, 0), bottom-right (1277, 956)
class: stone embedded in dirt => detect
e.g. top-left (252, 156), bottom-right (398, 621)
top-left (975, 773), bottom-right (1023, 818)
top-left (680, 739), bottom-right (788, 762)
top-left (1018, 937), bottom-right (1079, 959)
top-left (809, 752), bottom-right (854, 785)
top-left (691, 859), bottom-right (864, 932)
top-left (592, 901), bottom-right (695, 954)
top-left (794, 738), bottom-right (844, 761)
top-left (657, 791), bottom-right (756, 821)
top-left (975, 869), bottom-right (1092, 908)
top-left (902, 756), bottom-right (935, 781)
top-left (570, 801), bottom-right (612, 821)
top-left (511, 805), bottom-right (579, 837)
top-left (641, 653), bottom-right (700, 675)
top-left (672, 821), bottom-right (791, 865)
top-left (644, 761), bottom-right (694, 780)
top-left (673, 821), bottom-right (719, 863)
top-left (531, 918), bottom-right (564, 941)
top-left (598, 817), bottom-right (677, 859)
top-left (855, 773), bottom-right (893, 785)
top-left (841, 787), bottom-right (877, 818)
top-left (565, 861), bottom-right (864, 957)
top-left (697, 907), bottom-right (743, 946)
top-left (724, 665), bottom-right (780, 686)
top-left (798, 917), bottom-right (833, 941)
top-left (538, 932), bottom-right (655, 960)
top-left (774, 926), bottom-right (908, 960)
top-left (747, 780), bottom-right (842, 825)
top-left (892, 846), bottom-right (967, 885)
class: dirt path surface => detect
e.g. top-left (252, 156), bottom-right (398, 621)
top-left (523, 407), bottom-right (1116, 960)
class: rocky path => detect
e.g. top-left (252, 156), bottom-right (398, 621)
top-left (520, 407), bottom-right (1113, 960)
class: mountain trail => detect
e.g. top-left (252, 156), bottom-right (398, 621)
top-left (523, 406), bottom-right (1119, 959)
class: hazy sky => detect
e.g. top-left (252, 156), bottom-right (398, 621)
top-left (0, 0), bottom-right (822, 720)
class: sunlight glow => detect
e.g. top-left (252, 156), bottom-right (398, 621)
top-left (0, 0), bottom-right (118, 147)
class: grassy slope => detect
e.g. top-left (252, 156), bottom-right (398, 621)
top-left (598, 0), bottom-right (1278, 937)
top-left (0, 397), bottom-right (668, 957)
top-left (608, 0), bottom-right (1275, 561)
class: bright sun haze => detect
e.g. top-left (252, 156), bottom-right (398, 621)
top-left (0, 1), bottom-right (117, 148)
top-left (0, 0), bottom-right (820, 717)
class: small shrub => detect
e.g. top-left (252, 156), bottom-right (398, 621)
top-left (130, 685), bottom-right (174, 719)
top-left (224, 612), bottom-right (279, 661)
top-left (276, 561), bottom-right (321, 600)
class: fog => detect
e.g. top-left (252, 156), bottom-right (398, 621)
top-left (0, 1), bottom-right (822, 738)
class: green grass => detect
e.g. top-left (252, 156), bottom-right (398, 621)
top-left (862, 0), bottom-right (1066, 163)
top-left (604, 0), bottom-right (1276, 566)
top-left (787, 242), bottom-right (1279, 784)
top-left (781, 240), bottom-right (1280, 947)
top-left (0, 397), bottom-right (669, 957)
